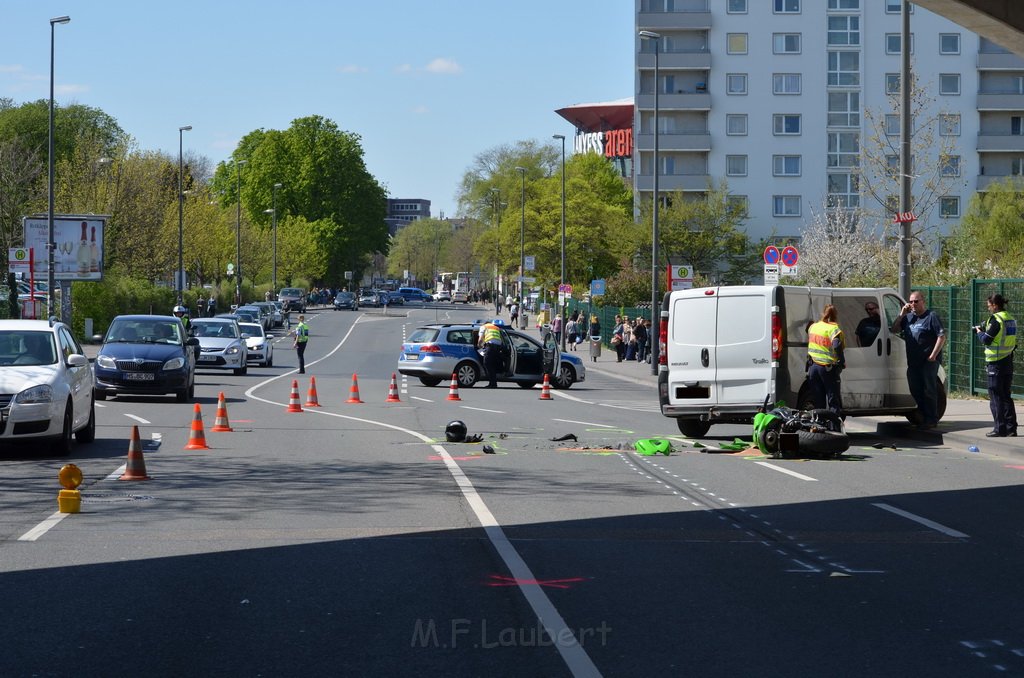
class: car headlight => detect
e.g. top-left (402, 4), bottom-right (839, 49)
top-left (164, 356), bottom-right (186, 370)
top-left (225, 346), bottom-right (240, 355)
top-left (16, 384), bottom-right (53, 404)
top-left (96, 354), bottom-right (117, 369)
top-left (252, 343), bottom-right (265, 350)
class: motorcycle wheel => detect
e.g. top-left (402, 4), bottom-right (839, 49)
top-left (797, 429), bottom-right (850, 458)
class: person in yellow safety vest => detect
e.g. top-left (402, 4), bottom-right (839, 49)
top-left (477, 318), bottom-right (505, 388)
top-left (974, 293), bottom-right (1017, 437)
top-left (806, 304), bottom-right (846, 417)
top-left (292, 314), bottom-right (309, 374)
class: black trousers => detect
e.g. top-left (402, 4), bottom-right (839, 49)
top-left (808, 362), bottom-right (843, 415)
top-left (296, 341), bottom-right (307, 373)
top-left (987, 356), bottom-right (1018, 434)
top-left (482, 343), bottom-right (502, 387)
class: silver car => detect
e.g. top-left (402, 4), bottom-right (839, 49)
top-left (239, 322), bottom-right (274, 367)
top-left (192, 318), bottom-right (248, 375)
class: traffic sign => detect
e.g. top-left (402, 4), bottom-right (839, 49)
top-left (590, 279), bottom-right (606, 297)
top-left (763, 246), bottom-right (780, 265)
top-left (892, 212), bottom-right (917, 223)
top-left (9, 247), bottom-right (31, 272)
top-left (558, 283), bottom-right (573, 294)
top-left (764, 264), bottom-right (780, 285)
top-left (781, 246), bottom-right (799, 267)
top-left (524, 255), bottom-right (535, 271)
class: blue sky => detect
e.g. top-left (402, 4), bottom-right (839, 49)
top-left (2, 0), bottom-right (634, 219)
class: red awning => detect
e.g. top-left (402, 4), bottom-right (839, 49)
top-left (555, 98), bottom-right (633, 132)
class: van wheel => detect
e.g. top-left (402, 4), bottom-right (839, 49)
top-left (676, 419), bottom-right (711, 438)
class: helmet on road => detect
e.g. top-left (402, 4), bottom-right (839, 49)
top-left (172, 305), bottom-right (186, 315)
top-left (492, 318), bottom-right (505, 327)
top-left (445, 420), bottom-right (468, 443)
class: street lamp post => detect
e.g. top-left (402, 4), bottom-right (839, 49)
top-left (271, 182), bottom-right (282, 294)
top-left (553, 134), bottom-right (567, 351)
top-left (177, 125), bottom-right (191, 305)
top-left (515, 167), bottom-right (526, 310)
top-left (640, 29), bottom-right (661, 375)
top-left (235, 159), bottom-right (247, 307)
top-left (47, 15), bottom-right (71, 319)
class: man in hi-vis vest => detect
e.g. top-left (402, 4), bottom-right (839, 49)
top-left (974, 293), bottom-right (1017, 437)
top-left (806, 304), bottom-right (846, 417)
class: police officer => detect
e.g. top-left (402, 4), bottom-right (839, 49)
top-left (806, 304), bottom-right (845, 416)
top-left (292, 314), bottom-right (309, 374)
top-left (172, 305), bottom-right (191, 332)
top-left (974, 293), bottom-right (1017, 437)
top-left (477, 318), bottom-right (504, 388)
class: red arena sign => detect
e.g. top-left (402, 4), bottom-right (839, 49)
top-left (573, 128), bottom-right (633, 159)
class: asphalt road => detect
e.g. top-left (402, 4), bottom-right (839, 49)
top-left (1, 304), bottom-right (1023, 677)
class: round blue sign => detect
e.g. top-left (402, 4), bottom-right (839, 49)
top-left (763, 246), bottom-right (780, 265)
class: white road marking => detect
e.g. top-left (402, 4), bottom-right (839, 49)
top-left (461, 406), bottom-right (505, 414)
top-left (18, 512), bottom-right (69, 541)
top-left (549, 390), bottom-right (593, 404)
top-left (105, 464), bottom-right (127, 481)
top-left (552, 418), bottom-right (617, 429)
top-left (754, 462), bottom-right (819, 481)
top-left (872, 502), bottom-right (969, 538)
top-left (410, 396), bottom-right (433, 403)
top-left (124, 414), bottom-right (150, 424)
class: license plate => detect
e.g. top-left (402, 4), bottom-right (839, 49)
top-left (124, 372), bottom-right (155, 381)
top-left (405, 353), bottom-right (419, 361)
top-left (198, 355), bottom-right (218, 362)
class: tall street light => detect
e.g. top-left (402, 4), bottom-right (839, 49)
top-left (490, 188), bottom-right (500, 296)
top-left (553, 134), bottom-right (567, 351)
top-left (235, 159), bottom-right (247, 307)
top-left (515, 166), bottom-right (526, 308)
top-left (47, 15), bottom-right (71, 319)
top-left (640, 29), bottom-right (661, 375)
top-left (177, 125), bottom-right (192, 305)
top-left (271, 182), bottom-right (282, 294)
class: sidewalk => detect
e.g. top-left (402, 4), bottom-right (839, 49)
top-left (583, 348), bottom-right (1022, 460)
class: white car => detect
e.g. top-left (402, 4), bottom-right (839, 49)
top-left (239, 322), bottom-right (274, 367)
top-left (191, 318), bottom-right (248, 375)
top-left (434, 290), bottom-right (451, 303)
top-left (0, 319), bottom-right (95, 454)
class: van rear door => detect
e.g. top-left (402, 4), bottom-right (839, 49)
top-left (714, 287), bottom-right (774, 407)
top-left (665, 290), bottom-right (720, 408)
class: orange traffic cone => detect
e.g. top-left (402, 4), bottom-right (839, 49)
top-left (211, 391), bottom-right (233, 432)
top-left (346, 374), bottom-right (364, 403)
top-left (305, 376), bottom-right (322, 407)
top-left (286, 379), bottom-right (304, 413)
top-left (538, 373), bottom-right (553, 400)
top-left (119, 425), bottom-right (151, 480)
top-left (184, 403), bottom-right (211, 450)
top-left (386, 373), bottom-right (401, 403)
top-left (447, 373), bottom-right (462, 401)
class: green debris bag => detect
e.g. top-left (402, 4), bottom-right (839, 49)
top-left (716, 438), bottom-right (753, 451)
top-left (634, 438), bottom-right (672, 456)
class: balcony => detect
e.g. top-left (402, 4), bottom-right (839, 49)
top-left (636, 92), bottom-right (711, 111)
top-left (977, 51), bottom-right (1024, 70)
top-left (635, 131), bottom-right (711, 152)
top-left (635, 173), bottom-right (711, 192)
top-left (638, 50), bottom-right (712, 70)
top-left (977, 132), bottom-right (1024, 151)
top-left (638, 6), bottom-right (711, 30)
top-left (977, 174), bottom-right (1024, 191)
top-left (976, 91), bottom-right (1024, 110)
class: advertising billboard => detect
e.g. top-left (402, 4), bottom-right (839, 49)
top-left (22, 215), bottom-right (106, 281)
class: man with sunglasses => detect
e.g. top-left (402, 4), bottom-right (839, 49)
top-left (892, 292), bottom-right (946, 429)
top-left (855, 301), bottom-right (882, 347)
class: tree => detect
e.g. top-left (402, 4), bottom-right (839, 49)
top-left (796, 203), bottom-right (896, 287)
top-left (387, 218), bottom-right (453, 284)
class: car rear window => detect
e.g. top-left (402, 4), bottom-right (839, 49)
top-left (407, 328), bottom-right (440, 343)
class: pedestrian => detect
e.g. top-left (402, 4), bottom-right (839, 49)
top-left (509, 301), bottom-right (519, 328)
top-left (292, 314), bottom-right (309, 374)
top-left (265, 289), bottom-right (272, 303)
top-left (206, 294), bottom-right (216, 317)
top-left (565, 313), bottom-right (578, 351)
top-left (624, 319), bottom-right (637, 361)
top-left (551, 312), bottom-right (563, 346)
top-left (477, 317), bottom-right (505, 388)
top-left (806, 304), bottom-right (846, 417)
top-left (611, 315), bottom-right (625, 362)
top-left (634, 316), bottom-right (649, 363)
top-left (892, 291), bottom-right (946, 430)
top-left (973, 293), bottom-right (1018, 437)
top-left (855, 301), bottom-right (882, 347)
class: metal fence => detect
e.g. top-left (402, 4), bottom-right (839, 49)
top-left (919, 279), bottom-right (1024, 399)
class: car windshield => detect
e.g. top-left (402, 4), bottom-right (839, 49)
top-left (0, 330), bottom-right (57, 366)
top-left (193, 321), bottom-right (239, 339)
top-left (280, 288), bottom-right (302, 297)
top-left (239, 323), bottom-right (264, 337)
top-left (106, 320), bottom-right (182, 344)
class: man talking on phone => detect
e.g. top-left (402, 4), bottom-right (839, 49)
top-left (892, 291), bottom-right (946, 430)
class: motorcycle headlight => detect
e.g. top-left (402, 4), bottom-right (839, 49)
top-left (16, 384), bottom-right (53, 404)
top-left (164, 356), bottom-right (185, 370)
top-left (96, 354), bottom-right (117, 369)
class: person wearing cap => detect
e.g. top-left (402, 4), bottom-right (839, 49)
top-left (477, 318), bottom-right (504, 388)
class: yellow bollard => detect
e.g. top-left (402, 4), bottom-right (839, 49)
top-left (57, 463), bottom-right (83, 513)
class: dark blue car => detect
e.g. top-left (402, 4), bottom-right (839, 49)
top-left (93, 315), bottom-right (199, 402)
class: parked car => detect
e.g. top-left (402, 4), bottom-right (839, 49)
top-left (0, 319), bottom-right (95, 454)
top-left (398, 322), bottom-right (584, 389)
top-left (191, 318), bottom-right (248, 375)
top-left (239, 304), bottom-right (272, 332)
top-left (93, 315), bottom-right (198, 402)
top-left (278, 287), bottom-right (307, 312)
top-left (239, 322), bottom-right (274, 367)
top-left (359, 290), bottom-right (386, 307)
top-left (333, 291), bottom-right (359, 311)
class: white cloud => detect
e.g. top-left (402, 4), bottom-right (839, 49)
top-left (423, 58), bottom-right (461, 75)
top-left (0, 65), bottom-right (24, 74)
top-left (395, 64), bottom-right (413, 74)
top-left (337, 64), bottom-right (367, 74)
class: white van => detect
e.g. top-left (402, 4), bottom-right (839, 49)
top-left (658, 285), bottom-right (947, 437)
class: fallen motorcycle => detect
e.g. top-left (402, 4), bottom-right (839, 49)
top-left (752, 396), bottom-right (850, 459)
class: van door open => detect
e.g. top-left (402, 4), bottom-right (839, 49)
top-left (882, 292), bottom-right (916, 409)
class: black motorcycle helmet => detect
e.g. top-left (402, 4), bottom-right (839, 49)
top-left (445, 420), bottom-right (468, 443)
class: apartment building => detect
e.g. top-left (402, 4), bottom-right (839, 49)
top-left (385, 198), bottom-right (431, 236)
top-left (635, 0), bottom-right (1024, 244)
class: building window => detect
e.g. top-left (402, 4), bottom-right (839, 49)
top-left (828, 91), bottom-right (860, 127)
top-left (886, 34), bottom-right (913, 55)
top-left (1013, 116), bottom-right (1022, 136)
top-left (940, 114), bottom-right (961, 136)
top-left (939, 73), bottom-right (961, 95)
top-left (727, 33), bottom-right (748, 55)
top-left (726, 114), bottom-right (748, 135)
top-left (773, 195), bottom-right (801, 217)
top-left (886, 154), bottom-right (914, 177)
top-left (773, 73), bottom-right (801, 95)
top-left (828, 51), bottom-right (860, 87)
top-left (827, 132), bottom-right (860, 168)
top-left (828, 0), bottom-right (859, 8)
top-left (773, 33), bottom-right (801, 54)
top-left (727, 0), bottom-right (747, 13)
top-left (885, 73), bottom-right (900, 95)
top-left (827, 16), bottom-right (860, 46)
top-left (1012, 158), bottom-right (1024, 175)
top-left (773, 155), bottom-right (802, 176)
top-left (727, 195), bottom-right (749, 217)
top-left (827, 173), bottom-right (860, 208)
top-left (773, 114), bottom-right (801, 135)
top-left (774, 0), bottom-right (800, 13)
top-left (941, 155), bottom-right (961, 177)
top-left (726, 155), bottom-right (748, 176)
top-left (939, 33), bottom-right (961, 54)
top-left (939, 196), bottom-right (960, 218)
top-left (885, 114), bottom-right (900, 136)
top-left (727, 73), bottom-right (748, 95)
top-left (886, 0), bottom-right (912, 13)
